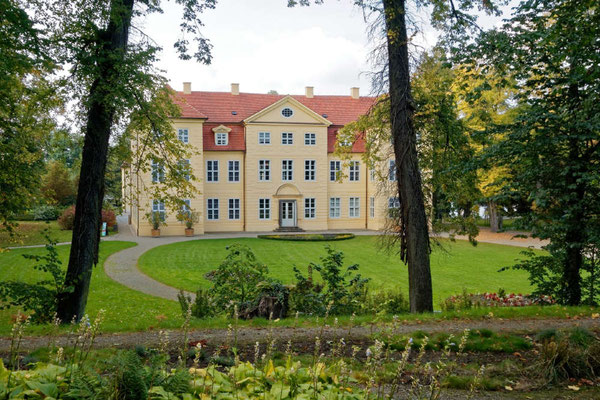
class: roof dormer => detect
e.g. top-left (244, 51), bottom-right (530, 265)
top-left (212, 125), bottom-right (232, 146)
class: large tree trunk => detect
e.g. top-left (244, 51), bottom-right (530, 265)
top-left (57, 0), bottom-right (135, 322)
top-left (488, 201), bottom-right (503, 233)
top-left (383, 0), bottom-right (433, 313)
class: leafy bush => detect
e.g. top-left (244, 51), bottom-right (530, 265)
top-left (102, 208), bottom-right (117, 228)
top-left (206, 244), bottom-right (271, 315)
top-left (32, 205), bottom-right (60, 221)
top-left (57, 205), bottom-right (76, 230)
top-left (177, 289), bottom-right (213, 319)
top-left (440, 289), bottom-right (555, 311)
top-left (363, 289), bottom-right (409, 315)
top-left (0, 234), bottom-right (72, 323)
top-left (290, 246), bottom-right (370, 316)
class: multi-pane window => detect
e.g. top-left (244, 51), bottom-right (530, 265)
top-left (206, 160), bottom-right (219, 182)
top-left (329, 197), bottom-right (341, 218)
top-left (228, 198), bottom-right (240, 220)
top-left (349, 161), bottom-right (360, 181)
top-left (178, 128), bottom-right (189, 143)
top-left (388, 197), bottom-right (400, 217)
top-left (228, 160), bottom-right (240, 182)
top-left (259, 131), bottom-right (271, 144)
top-left (259, 160), bottom-right (271, 181)
top-left (330, 161), bottom-right (341, 181)
top-left (304, 160), bottom-right (316, 181)
top-left (152, 199), bottom-right (165, 221)
top-left (304, 198), bottom-right (316, 219)
top-left (207, 198), bottom-right (219, 220)
top-left (215, 132), bottom-right (228, 146)
top-left (389, 160), bottom-right (397, 181)
top-left (370, 168), bottom-right (376, 181)
top-left (282, 160), bottom-right (293, 181)
top-left (180, 199), bottom-right (191, 219)
top-left (369, 197), bottom-right (375, 218)
top-left (151, 161), bottom-right (165, 183)
top-left (349, 197), bottom-right (360, 218)
top-left (281, 132), bottom-right (293, 145)
top-left (179, 159), bottom-right (190, 181)
top-left (304, 132), bottom-right (316, 145)
top-left (259, 198), bottom-right (270, 219)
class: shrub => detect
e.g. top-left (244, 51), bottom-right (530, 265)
top-left (257, 233), bottom-right (355, 241)
top-left (57, 206), bottom-right (76, 230)
top-left (290, 246), bottom-right (370, 316)
top-left (364, 289), bottom-right (410, 315)
top-left (32, 205), bottom-right (60, 221)
top-left (102, 208), bottom-right (117, 228)
top-left (41, 161), bottom-right (76, 207)
top-left (177, 289), bottom-right (213, 319)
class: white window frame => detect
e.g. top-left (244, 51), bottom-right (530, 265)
top-left (370, 168), bottom-right (376, 181)
top-left (388, 197), bottom-right (400, 217)
top-left (228, 160), bottom-right (240, 182)
top-left (180, 199), bottom-right (191, 220)
top-left (281, 132), bottom-right (293, 145)
top-left (389, 160), bottom-right (397, 181)
top-left (329, 197), bottom-right (341, 218)
top-left (206, 160), bottom-right (219, 182)
top-left (207, 198), bottom-right (219, 220)
top-left (369, 197), bottom-right (375, 218)
top-left (178, 128), bottom-right (189, 144)
top-left (304, 132), bottom-right (316, 145)
top-left (258, 159), bottom-right (271, 181)
top-left (152, 199), bottom-right (166, 221)
top-left (349, 161), bottom-right (360, 181)
top-left (151, 160), bottom-right (165, 183)
top-left (179, 159), bottom-right (190, 181)
top-left (259, 198), bottom-right (271, 220)
top-left (304, 198), bottom-right (316, 219)
top-left (215, 132), bottom-right (228, 146)
top-left (258, 131), bottom-right (271, 145)
top-left (330, 160), bottom-right (341, 182)
top-left (349, 197), bottom-right (360, 218)
top-left (304, 160), bottom-right (316, 181)
top-left (282, 159), bottom-right (293, 181)
top-left (228, 198), bottom-right (240, 220)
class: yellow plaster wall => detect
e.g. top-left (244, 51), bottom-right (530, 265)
top-left (326, 154), bottom-right (369, 230)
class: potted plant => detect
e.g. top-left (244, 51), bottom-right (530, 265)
top-left (179, 210), bottom-right (199, 237)
top-left (146, 211), bottom-right (164, 237)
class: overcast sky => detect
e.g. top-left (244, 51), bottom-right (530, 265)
top-left (142, 0), bottom-right (513, 97)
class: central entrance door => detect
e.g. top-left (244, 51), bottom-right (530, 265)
top-left (280, 200), bottom-right (296, 228)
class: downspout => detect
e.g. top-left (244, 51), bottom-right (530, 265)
top-left (242, 125), bottom-right (247, 231)
top-left (365, 163), bottom-right (368, 229)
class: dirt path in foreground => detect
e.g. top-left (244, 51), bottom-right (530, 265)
top-left (2, 317), bottom-right (598, 352)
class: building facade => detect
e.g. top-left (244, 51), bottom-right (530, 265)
top-left (123, 83), bottom-right (397, 236)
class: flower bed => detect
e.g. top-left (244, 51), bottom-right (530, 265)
top-left (257, 233), bottom-right (355, 241)
top-left (441, 291), bottom-right (555, 311)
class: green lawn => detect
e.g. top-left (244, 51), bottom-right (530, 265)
top-left (138, 236), bottom-right (536, 304)
top-left (0, 221), bottom-right (73, 247)
top-left (0, 241), bottom-right (186, 335)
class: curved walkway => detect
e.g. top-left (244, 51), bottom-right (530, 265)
top-left (101, 215), bottom-right (547, 302)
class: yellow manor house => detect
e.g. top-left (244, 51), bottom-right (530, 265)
top-left (123, 83), bottom-right (399, 236)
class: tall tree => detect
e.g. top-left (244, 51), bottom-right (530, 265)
top-left (20, 0), bottom-right (215, 321)
top-left (468, 0), bottom-right (600, 305)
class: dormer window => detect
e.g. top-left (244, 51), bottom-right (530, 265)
top-left (212, 124), bottom-right (232, 147)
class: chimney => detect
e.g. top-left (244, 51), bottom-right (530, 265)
top-left (305, 86), bottom-right (314, 98)
top-left (350, 87), bottom-right (360, 99)
top-left (231, 83), bottom-right (239, 95)
top-left (183, 82), bottom-right (191, 94)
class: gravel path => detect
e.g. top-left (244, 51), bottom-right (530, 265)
top-left (1, 316), bottom-right (597, 352)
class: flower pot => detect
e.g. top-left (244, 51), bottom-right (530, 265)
top-left (151, 228), bottom-right (160, 237)
top-left (185, 228), bottom-right (194, 237)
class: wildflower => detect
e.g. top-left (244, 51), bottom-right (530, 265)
top-left (408, 337), bottom-right (413, 345)
top-left (366, 348), bottom-right (372, 358)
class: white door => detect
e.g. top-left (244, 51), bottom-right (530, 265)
top-left (281, 201), bottom-right (295, 227)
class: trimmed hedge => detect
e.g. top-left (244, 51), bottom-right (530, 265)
top-left (257, 233), bottom-right (355, 241)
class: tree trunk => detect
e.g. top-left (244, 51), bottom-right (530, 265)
top-left (488, 201), bottom-right (502, 233)
top-left (383, 0), bottom-right (433, 313)
top-left (56, 0), bottom-right (135, 322)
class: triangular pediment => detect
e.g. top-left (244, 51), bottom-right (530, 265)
top-left (244, 96), bottom-right (332, 126)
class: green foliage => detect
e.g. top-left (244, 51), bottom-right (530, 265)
top-left (466, 0), bottom-right (600, 305)
top-left (364, 289), bottom-right (410, 315)
top-left (0, 233), bottom-right (72, 323)
top-left (291, 246), bottom-right (370, 315)
top-left (206, 244), bottom-right (271, 315)
top-left (41, 161), bottom-right (76, 207)
top-left (32, 205), bottom-right (60, 221)
top-left (111, 351), bottom-right (148, 400)
top-left (177, 289), bottom-right (213, 319)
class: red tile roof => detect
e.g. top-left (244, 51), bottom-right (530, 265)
top-left (174, 91), bottom-right (376, 126)
top-left (327, 127), bottom-right (366, 153)
top-left (203, 123), bottom-right (245, 151)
